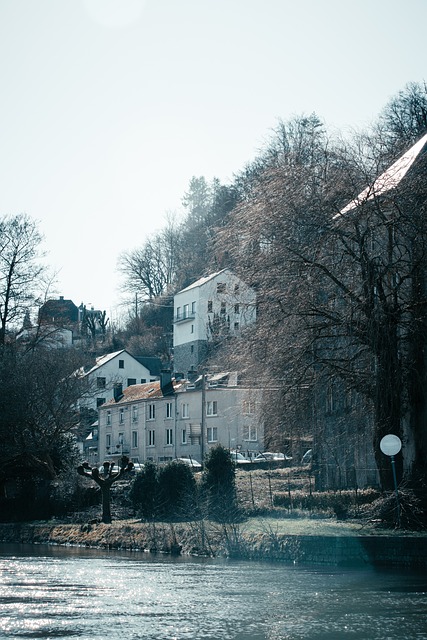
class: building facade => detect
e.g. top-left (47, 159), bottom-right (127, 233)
top-left (173, 269), bottom-right (257, 376)
top-left (96, 372), bottom-right (263, 466)
top-left (80, 349), bottom-right (161, 412)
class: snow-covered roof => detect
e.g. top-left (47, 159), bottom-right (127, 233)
top-left (177, 269), bottom-right (229, 294)
top-left (335, 132), bottom-right (427, 218)
top-left (82, 350), bottom-right (127, 377)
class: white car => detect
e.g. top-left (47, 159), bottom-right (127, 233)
top-left (230, 451), bottom-right (251, 464)
top-left (175, 457), bottom-right (202, 470)
top-left (253, 452), bottom-right (292, 462)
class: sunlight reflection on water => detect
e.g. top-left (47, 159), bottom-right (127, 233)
top-left (0, 544), bottom-right (426, 640)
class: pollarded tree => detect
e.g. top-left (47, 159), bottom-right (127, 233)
top-left (77, 458), bottom-right (134, 524)
top-left (0, 214), bottom-right (45, 344)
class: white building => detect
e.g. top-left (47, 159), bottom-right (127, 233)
top-left (173, 269), bottom-right (257, 375)
top-left (79, 349), bottom-right (160, 412)
top-left (97, 372), bottom-right (263, 465)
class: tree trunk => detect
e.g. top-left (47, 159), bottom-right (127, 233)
top-left (100, 485), bottom-right (112, 524)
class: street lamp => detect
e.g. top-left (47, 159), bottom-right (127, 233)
top-left (380, 434), bottom-right (402, 527)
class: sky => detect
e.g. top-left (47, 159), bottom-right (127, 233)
top-left (0, 0), bottom-right (426, 323)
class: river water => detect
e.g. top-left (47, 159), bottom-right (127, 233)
top-left (0, 544), bottom-right (426, 640)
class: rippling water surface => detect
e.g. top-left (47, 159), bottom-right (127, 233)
top-left (0, 543), bottom-right (426, 639)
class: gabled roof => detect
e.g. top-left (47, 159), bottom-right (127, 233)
top-left (177, 269), bottom-right (229, 294)
top-left (102, 379), bottom-right (185, 405)
top-left (83, 349), bottom-right (127, 376)
top-left (133, 355), bottom-right (162, 376)
top-left (336, 132), bottom-right (427, 218)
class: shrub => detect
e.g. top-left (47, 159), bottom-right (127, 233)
top-left (201, 445), bottom-right (240, 523)
top-left (273, 489), bottom-right (381, 516)
top-left (129, 461), bottom-right (160, 520)
top-left (157, 460), bottom-right (198, 520)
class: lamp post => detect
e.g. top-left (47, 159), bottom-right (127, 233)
top-left (380, 434), bottom-right (402, 528)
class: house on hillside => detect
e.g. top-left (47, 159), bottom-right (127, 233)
top-left (173, 269), bottom-right (256, 376)
top-left (79, 349), bottom-right (162, 413)
top-left (97, 371), bottom-right (263, 465)
top-left (38, 296), bottom-right (80, 328)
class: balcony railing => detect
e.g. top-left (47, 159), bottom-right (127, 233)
top-left (174, 311), bottom-right (196, 323)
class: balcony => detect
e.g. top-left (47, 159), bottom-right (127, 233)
top-left (174, 311), bottom-right (196, 324)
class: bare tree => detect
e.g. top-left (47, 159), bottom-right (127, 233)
top-left (0, 214), bottom-right (45, 344)
top-left (0, 345), bottom-right (89, 486)
top-left (118, 217), bottom-right (181, 303)
top-left (214, 109), bottom-right (427, 496)
top-left (77, 458), bottom-right (134, 523)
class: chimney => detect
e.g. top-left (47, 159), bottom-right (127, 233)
top-left (160, 369), bottom-right (174, 396)
top-left (113, 383), bottom-right (123, 402)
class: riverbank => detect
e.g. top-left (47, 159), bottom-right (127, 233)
top-left (1, 516), bottom-right (426, 569)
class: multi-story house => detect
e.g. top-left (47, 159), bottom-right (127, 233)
top-left (79, 349), bottom-right (161, 413)
top-left (97, 371), bottom-right (263, 465)
top-left (173, 269), bottom-right (257, 376)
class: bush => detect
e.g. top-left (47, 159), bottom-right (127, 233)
top-left (157, 461), bottom-right (198, 520)
top-left (359, 488), bottom-right (427, 530)
top-left (129, 461), bottom-right (160, 520)
top-left (273, 488), bottom-right (381, 517)
top-left (201, 445), bottom-right (240, 523)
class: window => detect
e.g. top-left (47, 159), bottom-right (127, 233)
top-left (217, 282), bottom-right (226, 293)
top-left (106, 410), bottom-right (111, 426)
top-left (207, 426), bottom-right (218, 442)
top-left (243, 401), bottom-right (256, 414)
top-left (127, 378), bottom-right (136, 386)
top-left (166, 428), bottom-right (173, 445)
top-left (148, 430), bottom-right (155, 446)
top-left (97, 377), bottom-right (106, 389)
top-left (191, 345), bottom-right (194, 353)
top-left (176, 306), bottom-right (181, 319)
top-left (234, 303), bottom-right (240, 314)
top-left (166, 402), bottom-right (173, 419)
top-left (207, 300), bottom-right (213, 313)
top-left (132, 431), bottom-right (138, 448)
top-left (206, 400), bottom-right (218, 416)
top-left (191, 301), bottom-right (196, 314)
top-left (97, 397), bottom-right (106, 408)
top-left (234, 322), bottom-right (240, 331)
top-left (119, 360), bottom-right (124, 369)
top-left (183, 303), bottom-right (189, 318)
top-left (106, 433), bottom-right (111, 448)
top-left (119, 408), bottom-right (124, 424)
top-left (243, 425), bottom-right (257, 441)
top-left (141, 378), bottom-right (146, 384)
top-left (147, 403), bottom-right (156, 420)
top-left (132, 406), bottom-right (138, 422)
top-left (182, 403), bottom-right (189, 418)
top-left (220, 302), bottom-right (226, 315)
top-left (181, 428), bottom-right (187, 444)
top-left (191, 324), bottom-right (194, 333)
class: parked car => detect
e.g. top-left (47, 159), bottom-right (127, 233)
top-left (230, 451), bottom-right (251, 464)
top-left (175, 457), bottom-right (202, 470)
top-left (130, 462), bottom-right (145, 474)
top-left (253, 452), bottom-right (292, 462)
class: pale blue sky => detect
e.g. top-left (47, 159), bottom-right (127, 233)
top-left (0, 0), bottom-right (425, 319)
